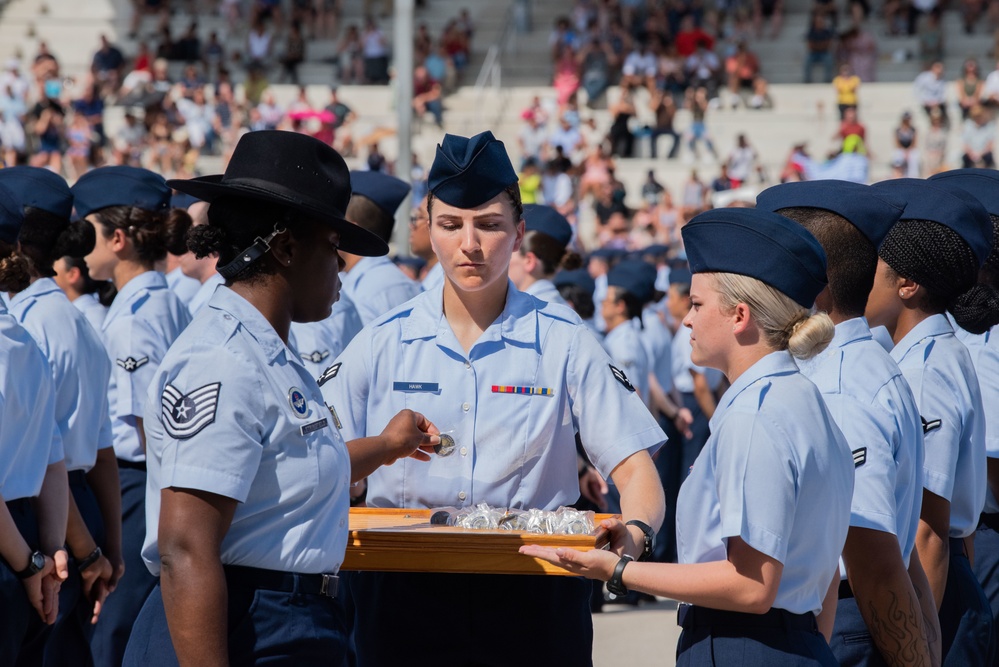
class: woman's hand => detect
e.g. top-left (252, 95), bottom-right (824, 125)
top-left (80, 553), bottom-right (114, 624)
top-left (379, 409), bottom-right (440, 466)
top-left (22, 555), bottom-right (56, 623)
top-left (519, 543), bottom-right (620, 581)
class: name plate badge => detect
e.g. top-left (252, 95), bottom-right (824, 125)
top-left (300, 418), bottom-right (329, 436)
top-left (392, 382), bottom-right (440, 393)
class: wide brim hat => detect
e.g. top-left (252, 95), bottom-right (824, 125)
top-left (168, 130), bottom-right (388, 257)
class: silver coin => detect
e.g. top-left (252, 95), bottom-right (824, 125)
top-left (435, 433), bottom-right (456, 457)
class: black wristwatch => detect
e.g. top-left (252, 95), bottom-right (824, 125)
top-left (16, 550), bottom-right (46, 579)
top-left (607, 554), bottom-right (634, 597)
top-left (77, 547), bottom-right (103, 573)
top-left (626, 519), bottom-right (656, 561)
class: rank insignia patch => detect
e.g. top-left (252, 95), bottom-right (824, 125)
top-left (318, 362), bottom-right (341, 387)
top-left (852, 447), bottom-right (867, 467)
top-left (301, 350), bottom-right (330, 365)
top-left (162, 382), bottom-right (222, 439)
top-left (921, 417), bottom-right (942, 434)
top-left (609, 365), bottom-right (635, 392)
top-left (117, 356), bottom-right (149, 373)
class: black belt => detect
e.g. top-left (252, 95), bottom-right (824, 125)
top-left (224, 564), bottom-right (338, 599)
top-left (677, 603), bottom-right (818, 632)
top-left (4, 498), bottom-right (31, 514)
top-left (116, 458), bottom-right (147, 472)
top-left (980, 513), bottom-right (999, 533)
top-left (68, 470), bottom-right (88, 487)
top-left (839, 579), bottom-right (854, 600)
top-left (950, 536), bottom-right (968, 558)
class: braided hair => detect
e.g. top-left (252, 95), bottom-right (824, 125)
top-left (880, 218), bottom-right (999, 334)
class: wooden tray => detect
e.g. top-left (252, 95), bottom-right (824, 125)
top-left (342, 508), bottom-right (616, 576)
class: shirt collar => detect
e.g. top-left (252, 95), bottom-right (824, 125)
top-left (830, 316), bottom-right (873, 348)
top-left (401, 280), bottom-right (539, 350)
top-left (8, 277), bottom-right (63, 309)
top-left (891, 313), bottom-right (953, 363)
top-left (104, 270), bottom-right (168, 325)
top-left (342, 255), bottom-right (389, 291)
top-left (207, 285), bottom-right (292, 364)
top-left (711, 350), bottom-right (798, 431)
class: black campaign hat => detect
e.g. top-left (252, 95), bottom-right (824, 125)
top-left (168, 131), bottom-right (388, 257)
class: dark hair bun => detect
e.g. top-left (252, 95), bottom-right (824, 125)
top-left (0, 248), bottom-right (31, 293)
top-left (53, 220), bottom-right (96, 259)
top-left (950, 283), bottom-right (999, 335)
top-left (164, 208), bottom-right (194, 256)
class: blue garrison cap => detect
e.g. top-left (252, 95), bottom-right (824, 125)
top-left (643, 243), bottom-right (670, 257)
top-left (757, 180), bottom-right (905, 248)
top-left (393, 255), bottom-right (426, 271)
top-left (351, 171), bottom-right (411, 217)
top-left (681, 208), bottom-right (828, 308)
top-left (0, 166), bottom-right (73, 220)
top-left (0, 182), bottom-right (24, 245)
top-left (523, 204), bottom-right (572, 247)
top-left (170, 192), bottom-right (200, 211)
top-left (669, 267), bottom-right (692, 285)
top-left (428, 131), bottom-right (518, 209)
top-left (553, 268), bottom-right (596, 295)
top-left (928, 169), bottom-right (999, 217)
top-left (872, 178), bottom-right (993, 266)
top-left (590, 247), bottom-right (625, 261)
top-left (71, 166), bottom-right (171, 219)
top-left (608, 259), bottom-right (658, 304)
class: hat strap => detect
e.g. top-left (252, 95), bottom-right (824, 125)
top-left (217, 224), bottom-right (287, 280)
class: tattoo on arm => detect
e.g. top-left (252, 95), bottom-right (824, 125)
top-left (866, 591), bottom-right (928, 667)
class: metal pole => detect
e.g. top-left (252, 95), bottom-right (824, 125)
top-left (392, 0), bottom-right (415, 256)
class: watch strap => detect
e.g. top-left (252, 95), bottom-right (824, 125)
top-left (78, 546), bottom-right (103, 573)
top-left (16, 551), bottom-right (45, 579)
top-left (606, 554), bottom-right (634, 597)
top-left (626, 519), bottom-right (656, 561)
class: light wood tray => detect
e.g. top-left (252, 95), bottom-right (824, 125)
top-left (342, 508), bottom-right (616, 576)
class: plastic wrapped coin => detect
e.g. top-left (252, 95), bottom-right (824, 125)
top-left (435, 433), bottom-right (456, 457)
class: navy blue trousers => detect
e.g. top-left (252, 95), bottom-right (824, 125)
top-left (658, 393), bottom-right (710, 564)
top-left (677, 605), bottom-right (838, 666)
top-left (91, 464), bottom-right (156, 667)
top-left (0, 499), bottom-right (50, 667)
top-left (123, 574), bottom-right (348, 666)
top-left (829, 595), bottom-right (889, 667)
top-left (940, 537), bottom-right (995, 667)
top-left (974, 515), bottom-right (999, 667)
top-left (351, 572), bottom-right (592, 666)
top-left (45, 470), bottom-right (105, 667)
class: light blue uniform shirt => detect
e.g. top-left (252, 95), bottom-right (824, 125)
top-left (602, 319), bottom-right (650, 403)
top-left (142, 287), bottom-right (350, 576)
top-left (0, 300), bottom-right (62, 500)
top-left (73, 292), bottom-right (108, 332)
top-left (891, 314), bottom-right (987, 538)
top-left (798, 317), bottom-right (924, 568)
top-left (671, 324), bottom-right (723, 393)
top-left (954, 324), bottom-right (999, 513)
top-left (290, 294), bottom-right (364, 382)
top-left (593, 273), bottom-right (608, 333)
top-left (9, 278), bottom-right (113, 472)
top-left (421, 262), bottom-right (444, 292)
top-left (101, 271), bottom-right (191, 462)
top-left (676, 351), bottom-right (855, 615)
top-left (642, 304), bottom-right (674, 395)
top-left (524, 278), bottom-right (568, 307)
top-left (341, 256), bottom-right (422, 326)
top-left (322, 281), bottom-right (666, 510)
top-left (186, 272), bottom-right (224, 317)
top-left (166, 266), bottom-right (200, 305)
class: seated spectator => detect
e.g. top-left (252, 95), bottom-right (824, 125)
top-left (519, 158), bottom-right (542, 204)
top-left (553, 45), bottom-right (581, 107)
top-left (753, 0), bottom-right (783, 38)
top-left (577, 36), bottom-right (616, 105)
top-left (648, 89), bottom-right (680, 159)
top-left (29, 77), bottom-right (65, 172)
top-left (246, 17), bottom-right (273, 70)
top-left (836, 106), bottom-right (866, 143)
top-left (606, 88), bottom-right (636, 158)
top-left (579, 145), bottom-right (614, 199)
top-left (725, 41), bottom-right (760, 106)
top-left (780, 142), bottom-right (810, 182)
top-left (203, 31), bottom-right (225, 77)
top-left (641, 170), bottom-right (665, 206)
top-left (542, 158), bottom-right (575, 218)
top-left (840, 23), bottom-right (878, 82)
top-left (726, 133), bottom-right (759, 187)
top-left (656, 43), bottom-right (686, 97)
top-left (803, 13), bottom-right (834, 83)
top-left (918, 8), bottom-right (944, 63)
top-left (962, 104), bottom-right (995, 167)
top-left (180, 64), bottom-right (207, 94)
top-left (518, 109), bottom-right (548, 166)
top-left (914, 60), bottom-right (948, 125)
top-left (681, 169), bottom-right (708, 217)
top-left (711, 164), bottom-right (734, 192)
top-left (958, 58), bottom-right (984, 119)
top-left (549, 114), bottom-right (584, 158)
top-left (549, 17), bottom-right (578, 60)
top-left (891, 110), bottom-right (921, 177)
top-left (981, 58), bottom-right (999, 106)
top-left (337, 24), bottom-right (364, 84)
top-left (176, 22), bottom-right (202, 62)
top-left (92, 34), bottom-right (125, 96)
top-left (279, 21), bottom-right (306, 84)
top-left (424, 43), bottom-right (455, 93)
top-left (362, 17), bottom-right (390, 84)
top-left (412, 65), bottom-right (443, 127)
top-left (0, 82), bottom-right (27, 166)
top-left (923, 107), bottom-right (948, 173)
top-left (832, 64), bottom-right (859, 118)
top-left (620, 42), bottom-right (657, 91)
top-left (748, 74), bottom-right (773, 109)
top-left (441, 19), bottom-right (470, 74)
top-left (676, 16), bottom-right (715, 57)
top-left (685, 43), bottom-right (721, 93)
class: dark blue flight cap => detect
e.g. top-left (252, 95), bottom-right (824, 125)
top-left (0, 166), bottom-right (73, 220)
top-left (0, 182), bottom-right (23, 245)
top-left (350, 170), bottom-right (411, 217)
top-left (756, 180), bottom-right (905, 248)
top-left (170, 192), bottom-right (200, 211)
top-left (553, 268), bottom-right (596, 295)
top-left (669, 267), bottom-right (692, 286)
top-left (523, 204), bottom-right (572, 247)
top-left (643, 243), bottom-right (670, 257)
top-left (872, 178), bottom-right (993, 266)
top-left (393, 255), bottom-right (426, 271)
top-left (608, 259), bottom-right (657, 304)
top-left (681, 208), bottom-right (828, 308)
top-left (928, 169), bottom-right (999, 217)
top-left (71, 166), bottom-right (171, 219)
top-left (428, 131), bottom-right (518, 209)
top-left (589, 247), bottom-right (625, 262)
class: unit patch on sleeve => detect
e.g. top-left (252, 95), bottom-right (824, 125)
top-left (162, 382), bottom-right (222, 439)
top-left (117, 356), bottom-right (149, 373)
top-left (609, 364), bottom-right (636, 392)
top-left (921, 416), bottom-right (942, 434)
top-left (318, 362), bottom-right (342, 387)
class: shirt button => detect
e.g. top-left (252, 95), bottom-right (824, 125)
top-left (458, 491), bottom-right (467, 501)
top-left (223, 314), bottom-right (232, 321)
top-left (462, 402), bottom-right (470, 412)
top-left (464, 361), bottom-right (471, 369)
top-left (460, 447), bottom-right (467, 456)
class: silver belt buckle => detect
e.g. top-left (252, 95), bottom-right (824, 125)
top-left (320, 573), bottom-right (339, 598)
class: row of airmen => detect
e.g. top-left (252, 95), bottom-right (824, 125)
top-left (0, 127), bottom-right (997, 667)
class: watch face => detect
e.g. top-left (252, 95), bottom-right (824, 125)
top-left (30, 551), bottom-right (45, 572)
